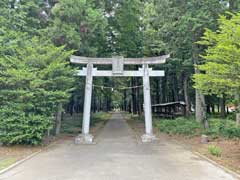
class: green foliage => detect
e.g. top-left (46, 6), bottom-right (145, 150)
top-left (0, 107), bottom-right (51, 145)
top-left (208, 145), bottom-right (222, 157)
top-left (142, 0), bottom-right (165, 56)
top-left (204, 119), bottom-right (240, 139)
top-left (48, 0), bottom-right (108, 56)
top-left (194, 13), bottom-right (240, 105)
top-left (155, 117), bottom-right (240, 138)
top-left (114, 0), bottom-right (143, 57)
top-left (153, 0), bottom-right (224, 62)
top-left (155, 117), bottom-right (201, 136)
top-left (0, 37), bottom-right (75, 145)
top-left (138, 0), bottom-right (226, 117)
top-left (0, 0), bottom-right (50, 35)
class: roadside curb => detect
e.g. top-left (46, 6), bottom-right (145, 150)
top-left (164, 135), bottom-right (240, 180)
top-left (123, 115), bottom-right (240, 179)
top-left (0, 149), bottom-right (42, 175)
top-left (0, 119), bottom-right (109, 174)
top-left (0, 141), bottom-right (58, 175)
top-left (193, 151), bottom-right (240, 180)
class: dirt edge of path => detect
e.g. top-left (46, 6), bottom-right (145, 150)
top-left (123, 113), bottom-right (240, 178)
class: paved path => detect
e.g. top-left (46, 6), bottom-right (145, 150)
top-left (0, 113), bottom-right (237, 180)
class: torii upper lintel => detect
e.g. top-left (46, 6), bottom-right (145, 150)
top-left (70, 54), bottom-right (170, 65)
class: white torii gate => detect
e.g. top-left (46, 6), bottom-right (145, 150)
top-left (70, 55), bottom-right (169, 143)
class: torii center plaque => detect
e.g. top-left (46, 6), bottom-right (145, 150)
top-left (70, 55), bottom-right (170, 143)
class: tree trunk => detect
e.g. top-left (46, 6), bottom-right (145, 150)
top-left (229, 0), bottom-right (238, 12)
top-left (183, 73), bottom-right (190, 117)
top-left (93, 93), bottom-right (96, 113)
top-left (195, 90), bottom-right (205, 121)
top-left (192, 37), bottom-right (208, 126)
top-left (220, 94), bottom-right (226, 118)
top-left (99, 96), bottom-right (101, 111)
top-left (194, 58), bottom-right (207, 123)
top-left (211, 105), bottom-right (215, 114)
top-left (131, 77), bottom-right (138, 114)
top-left (69, 96), bottom-right (74, 116)
top-left (235, 92), bottom-right (240, 125)
top-left (237, 113), bottom-right (240, 126)
top-left (55, 103), bottom-right (63, 135)
top-left (162, 73), bottom-right (167, 103)
top-left (171, 73), bottom-right (179, 102)
top-left (124, 90), bottom-right (127, 111)
top-left (199, 94), bottom-right (209, 129)
top-left (136, 79), bottom-right (142, 115)
top-left (207, 105), bottom-right (211, 114)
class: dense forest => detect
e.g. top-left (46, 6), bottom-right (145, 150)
top-left (0, 0), bottom-right (240, 144)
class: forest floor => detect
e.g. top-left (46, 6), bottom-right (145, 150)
top-left (165, 134), bottom-right (240, 174)
top-left (124, 113), bottom-right (240, 175)
top-left (0, 112), bottom-right (110, 172)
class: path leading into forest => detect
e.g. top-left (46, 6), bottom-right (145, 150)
top-left (0, 113), bottom-right (237, 180)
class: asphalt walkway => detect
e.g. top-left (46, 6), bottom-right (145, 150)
top-left (0, 113), bottom-right (237, 180)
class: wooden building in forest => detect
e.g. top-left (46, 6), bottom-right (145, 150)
top-left (152, 101), bottom-right (186, 119)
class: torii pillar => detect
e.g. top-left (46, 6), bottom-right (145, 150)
top-left (141, 64), bottom-right (155, 142)
top-left (79, 63), bottom-right (94, 143)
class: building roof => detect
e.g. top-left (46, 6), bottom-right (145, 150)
top-left (152, 101), bottom-right (186, 107)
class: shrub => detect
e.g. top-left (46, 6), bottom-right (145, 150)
top-left (204, 119), bottom-right (240, 139)
top-left (0, 107), bottom-right (51, 145)
top-left (220, 125), bottom-right (240, 138)
top-left (155, 117), bottom-right (240, 139)
top-left (208, 145), bottom-right (222, 157)
top-left (155, 117), bottom-right (201, 136)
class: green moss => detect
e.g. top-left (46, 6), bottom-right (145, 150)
top-left (0, 158), bottom-right (17, 171)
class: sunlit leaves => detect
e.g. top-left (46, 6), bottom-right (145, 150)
top-left (194, 13), bottom-right (240, 98)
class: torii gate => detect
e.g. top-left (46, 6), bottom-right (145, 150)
top-left (70, 55), bottom-right (169, 143)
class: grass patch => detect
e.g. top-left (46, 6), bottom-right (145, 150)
top-left (0, 157), bottom-right (17, 170)
top-left (61, 112), bottom-right (111, 135)
top-left (91, 112), bottom-right (112, 126)
top-left (204, 119), bottom-right (240, 139)
top-left (127, 114), bottom-right (144, 122)
top-left (154, 117), bottom-right (240, 139)
top-left (208, 145), bottom-right (222, 157)
top-left (155, 117), bottom-right (201, 136)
